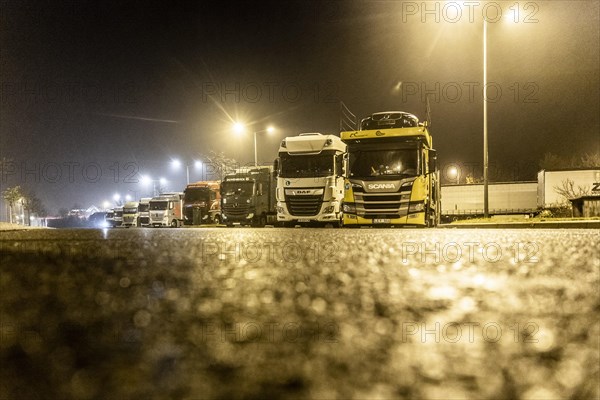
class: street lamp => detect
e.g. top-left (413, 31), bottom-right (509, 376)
top-left (141, 175), bottom-right (167, 196)
top-left (483, 17), bottom-right (489, 218)
top-left (254, 126), bottom-right (275, 167)
top-left (172, 159), bottom-right (202, 184)
top-left (448, 166), bottom-right (460, 184)
top-left (451, 1), bottom-right (495, 217)
top-left (232, 122), bottom-right (275, 166)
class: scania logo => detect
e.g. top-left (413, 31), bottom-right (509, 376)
top-left (367, 183), bottom-right (396, 190)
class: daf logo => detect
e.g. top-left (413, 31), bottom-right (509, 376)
top-left (367, 183), bottom-right (396, 190)
top-left (295, 190), bottom-right (311, 194)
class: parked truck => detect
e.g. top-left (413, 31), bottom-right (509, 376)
top-left (138, 197), bottom-right (152, 227)
top-left (113, 206), bottom-right (123, 228)
top-left (221, 166), bottom-right (276, 227)
top-left (340, 111), bottom-right (440, 227)
top-left (106, 209), bottom-right (115, 227)
top-left (440, 182), bottom-right (538, 221)
top-left (149, 192), bottom-right (184, 227)
top-left (121, 201), bottom-right (140, 227)
top-left (275, 133), bottom-right (347, 227)
top-left (183, 181), bottom-right (221, 225)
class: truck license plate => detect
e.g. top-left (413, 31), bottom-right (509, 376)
top-left (373, 218), bottom-right (390, 224)
top-left (298, 218), bottom-right (310, 223)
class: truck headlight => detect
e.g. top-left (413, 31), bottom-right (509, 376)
top-left (276, 206), bottom-right (284, 213)
top-left (409, 202), bottom-right (425, 213)
top-left (343, 203), bottom-right (356, 213)
top-left (323, 205), bottom-right (335, 214)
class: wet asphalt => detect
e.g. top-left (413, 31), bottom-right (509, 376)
top-left (1, 227), bottom-right (598, 399)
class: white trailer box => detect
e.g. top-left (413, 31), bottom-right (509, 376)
top-left (537, 169), bottom-right (600, 208)
top-left (441, 182), bottom-right (538, 215)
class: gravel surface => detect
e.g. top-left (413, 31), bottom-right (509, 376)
top-left (1, 228), bottom-right (599, 399)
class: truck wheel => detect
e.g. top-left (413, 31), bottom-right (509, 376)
top-left (171, 220), bottom-right (178, 228)
top-left (214, 215), bottom-right (221, 225)
top-left (258, 215), bottom-right (267, 228)
top-left (427, 210), bottom-right (437, 228)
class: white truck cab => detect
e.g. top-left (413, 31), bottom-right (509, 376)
top-left (275, 133), bottom-right (347, 227)
top-left (149, 192), bottom-right (184, 227)
top-left (121, 201), bottom-right (140, 227)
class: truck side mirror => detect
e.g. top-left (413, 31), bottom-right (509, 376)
top-left (273, 158), bottom-right (279, 178)
top-left (428, 149), bottom-right (437, 174)
top-left (342, 153), bottom-right (349, 177)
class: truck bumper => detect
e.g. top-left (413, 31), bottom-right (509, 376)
top-left (343, 212), bottom-right (426, 227)
top-left (276, 203), bottom-right (341, 223)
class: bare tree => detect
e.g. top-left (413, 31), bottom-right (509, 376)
top-left (554, 179), bottom-right (590, 202)
top-left (22, 191), bottom-right (47, 226)
top-left (2, 186), bottom-right (23, 224)
top-left (200, 151), bottom-right (239, 181)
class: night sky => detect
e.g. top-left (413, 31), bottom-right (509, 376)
top-left (1, 0), bottom-right (599, 214)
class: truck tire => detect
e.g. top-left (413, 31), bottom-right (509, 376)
top-left (171, 220), bottom-right (178, 228)
top-left (258, 215), bottom-right (267, 227)
top-left (427, 210), bottom-right (437, 228)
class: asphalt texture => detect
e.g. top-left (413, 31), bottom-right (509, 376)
top-left (1, 228), bottom-right (599, 399)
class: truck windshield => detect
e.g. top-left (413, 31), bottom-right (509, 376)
top-left (279, 154), bottom-right (334, 178)
top-left (123, 208), bottom-right (137, 213)
top-left (138, 204), bottom-right (149, 212)
top-left (349, 149), bottom-right (418, 178)
top-left (150, 201), bottom-right (168, 210)
top-left (184, 188), bottom-right (210, 202)
top-left (222, 181), bottom-right (254, 196)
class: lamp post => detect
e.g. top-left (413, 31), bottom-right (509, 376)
top-left (172, 159), bottom-right (202, 184)
top-left (254, 127), bottom-right (275, 166)
top-left (483, 18), bottom-right (489, 218)
top-left (141, 175), bottom-right (167, 197)
top-left (233, 123), bottom-right (275, 166)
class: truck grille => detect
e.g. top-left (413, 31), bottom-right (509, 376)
top-left (285, 195), bottom-right (323, 216)
top-left (123, 216), bottom-right (136, 224)
top-left (223, 204), bottom-right (250, 218)
top-left (354, 186), bottom-right (412, 219)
